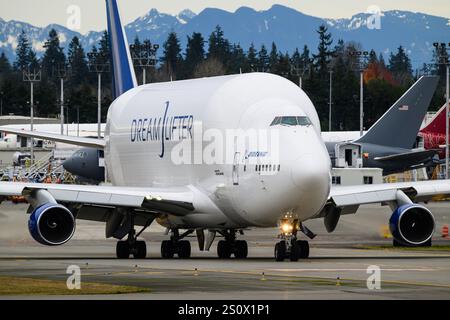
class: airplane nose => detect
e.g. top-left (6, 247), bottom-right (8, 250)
top-left (291, 154), bottom-right (330, 194)
top-left (62, 158), bottom-right (74, 172)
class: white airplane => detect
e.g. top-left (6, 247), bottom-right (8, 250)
top-left (0, 0), bottom-right (449, 262)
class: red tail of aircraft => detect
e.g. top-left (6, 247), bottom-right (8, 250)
top-left (419, 103), bottom-right (449, 158)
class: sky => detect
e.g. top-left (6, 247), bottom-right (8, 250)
top-left (0, 0), bottom-right (449, 34)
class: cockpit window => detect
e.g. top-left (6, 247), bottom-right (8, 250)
top-left (270, 117), bottom-right (282, 126)
top-left (297, 116), bottom-right (312, 126)
top-left (270, 116), bottom-right (312, 127)
top-left (74, 151), bottom-right (88, 159)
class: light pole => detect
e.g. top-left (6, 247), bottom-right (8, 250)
top-left (54, 64), bottom-right (68, 135)
top-left (290, 62), bottom-right (310, 89)
top-left (329, 70), bottom-right (333, 131)
top-left (65, 105), bottom-right (69, 135)
top-left (433, 42), bottom-right (450, 179)
top-left (130, 42), bottom-right (159, 85)
top-left (0, 91), bottom-right (4, 117)
top-left (88, 52), bottom-right (110, 138)
top-left (23, 69), bottom-right (41, 165)
top-left (76, 105), bottom-right (80, 137)
top-left (350, 50), bottom-right (369, 137)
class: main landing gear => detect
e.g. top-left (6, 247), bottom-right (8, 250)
top-left (217, 230), bottom-right (248, 259)
top-left (274, 217), bottom-right (310, 262)
top-left (161, 229), bottom-right (193, 259)
top-left (116, 215), bottom-right (151, 259)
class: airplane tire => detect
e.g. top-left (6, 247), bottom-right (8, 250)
top-left (116, 241), bottom-right (130, 259)
top-left (133, 241), bottom-right (147, 259)
top-left (274, 241), bottom-right (286, 262)
top-left (422, 239), bottom-right (432, 247)
top-left (290, 243), bottom-right (300, 261)
top-left (217, 240), bottom-right (232, 259)
top-left (297, 240), bottom-right (310, 259)
top-left (161, 240), bottom-right (175, 259)
top-left (178, 240), bottom-right (191, 259)
top-left (234, 240), bottom-right (248, 259)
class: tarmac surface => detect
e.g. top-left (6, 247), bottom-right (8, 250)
top-left (0, 202), bottom-right (449, 300)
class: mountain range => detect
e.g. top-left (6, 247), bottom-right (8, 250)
top-left (0, 4), bottom-right (449, 69)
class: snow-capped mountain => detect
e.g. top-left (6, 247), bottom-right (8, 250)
top-left (0, 5), bottom-right (448, 68)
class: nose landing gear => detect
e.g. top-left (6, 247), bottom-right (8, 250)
top-left (275, 217), bottom-right (310, 262)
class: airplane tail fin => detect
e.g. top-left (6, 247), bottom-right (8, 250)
top-left (355, 76), bottom-right (439, 149)
top-left (420, 103), bottom-right (448, 135)
top-left (105, 0), bottom-right (137, 99)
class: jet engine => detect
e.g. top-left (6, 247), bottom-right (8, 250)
top-left (28, 203), bottom-right (76, 246)
top-left (389, 204), bottom-right (435, 246)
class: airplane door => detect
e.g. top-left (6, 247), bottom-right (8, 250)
top-left (233, 152), bottom-right (240, 186)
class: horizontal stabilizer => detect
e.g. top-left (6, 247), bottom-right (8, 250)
top-left (374, 149), bottom-right (439, 162)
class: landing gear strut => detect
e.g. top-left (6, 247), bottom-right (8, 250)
top-left (275, 217), bottom-right (310, 262)
top-left (116, 214), bottom-right (151, 259)
top-left (161, 229), bottom-right (193, 259)
top-left (217, 230), bottom-right (248, 259)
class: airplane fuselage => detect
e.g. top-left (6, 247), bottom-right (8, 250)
top-left (104, 73), bottom-right (331, 229)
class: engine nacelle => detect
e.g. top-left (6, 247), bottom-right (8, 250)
top-left (28, 203), bottom-right (76, 246)
top-left (389, 204), bottom-right (435, 246)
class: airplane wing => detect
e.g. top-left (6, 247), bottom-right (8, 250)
top-left (0, 127), bottom-right (105, 149)
top-left (374, 149), bottom-right (439, 162)
top-left (316, 180), bottom-right (450, 232)
top-left (0, 182), bottom-right (195, 221)
top-left (322, 180), bottom-right (450, 216)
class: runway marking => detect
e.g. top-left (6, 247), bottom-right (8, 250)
top-left (380, 279), bottom-right (450, 289)
top-left (170, 268), bottom-right (450, 289)
top-left (267, 268), bottom-right (437, 272)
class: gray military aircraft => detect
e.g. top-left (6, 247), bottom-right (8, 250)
top-left (323, 75), bottom-right (440, 175)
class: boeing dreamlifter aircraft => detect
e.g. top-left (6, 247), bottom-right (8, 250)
top-left (1, 0), bottom-right (449, 261)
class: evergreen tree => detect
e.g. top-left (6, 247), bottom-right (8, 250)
top-left (0, 52), bottom-right (11, 74)
top-left (207, 26), bottom-right (230, 64)
top-left (183, 32), bottom-right (205, 78)
top-left (328, 43), bottom-right (359, 131)
top-left (229, 44), bottom-right (247, 74)
top-left (258, 45), bottom-right (269, 72)
top-left (41, 29), bottom-right (66, 78)
top-left (67, 36), bottom-right (88, 86)
top-left (272, 53), bottom-right (291, 77)
top-left (301, 45), bottom-right (311, 66)
top-left (388, 46), bottom-right (413, 85)
top-left (130, 36), bottom-right (145, 83)
top-left (14, 30), bottom-right (37, 71)
top-left (98, 31), bottom-right (110, 65)
top-left (290, 48), bottom-right (301, 68)
top-left (161, 32), bottom-right (182, 78)
top-left (269, 42), bottom-right (279, 72)
top-left (368, 49), bottom-right (378, 64)
top-left (247, 43), bottom-right (258, 72)
top-left (430, 44), bottom-right (449, 109)
top-left (334, 39), bottom-right (345, 56)
top-left (313, 24), bottom-right (333, 78)
top-left (378, 53), bottom-right (386, 67)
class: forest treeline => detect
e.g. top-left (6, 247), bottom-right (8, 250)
top-left (0, 24), bottom-right (447, 131)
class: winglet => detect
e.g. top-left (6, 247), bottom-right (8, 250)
top-left (355, 76), bottom-right (439, 149)
top-left (105, 0), bottom-right (138, 99)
